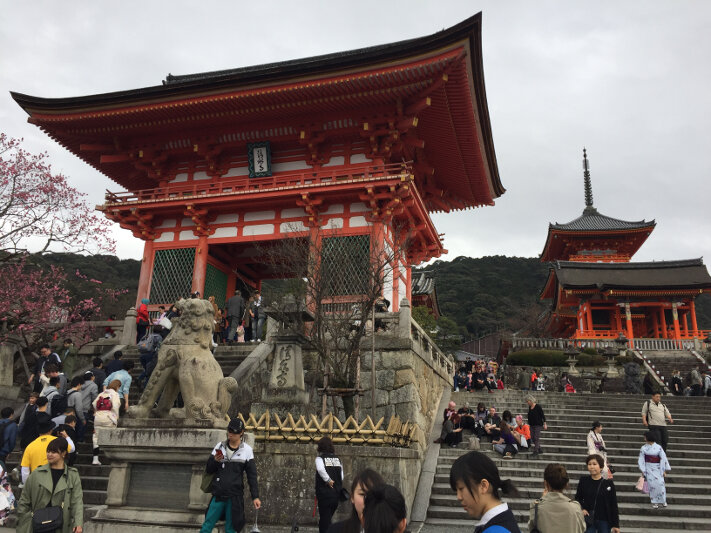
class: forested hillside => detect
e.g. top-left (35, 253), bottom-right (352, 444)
top-left (32, 252), bottom-right (711, 336)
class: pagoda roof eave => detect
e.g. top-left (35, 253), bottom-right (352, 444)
top-left (550, 258), bottom-right (711, 292)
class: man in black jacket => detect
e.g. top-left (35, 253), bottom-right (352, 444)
top-left (201, 418), bottom-right (261, 533)
top-left (226, 290), bottom-right (245, 343)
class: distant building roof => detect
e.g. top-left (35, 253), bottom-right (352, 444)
top-left (550, 258), bottom-right (711, 291)
top-left (412, 270), bottom-right (436, 296)
top-left (549, 206), bottom-right (655, 232)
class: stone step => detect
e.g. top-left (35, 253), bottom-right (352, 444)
top-left (426, 503), bottom-right (711, 528)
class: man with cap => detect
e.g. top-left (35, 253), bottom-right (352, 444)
top-left (200, 418), bottom-right (261, 533)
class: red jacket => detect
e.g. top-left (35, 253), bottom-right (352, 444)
top-left (136, 303), bottom-right (149, 324)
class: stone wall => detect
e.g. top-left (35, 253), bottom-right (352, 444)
top-left (252, 442), bottom-right (420, 526)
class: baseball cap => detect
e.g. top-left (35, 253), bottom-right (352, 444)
top-left (227, 418), bottom-right (245, 434)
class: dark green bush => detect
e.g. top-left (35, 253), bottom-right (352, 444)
top-left (576, 354), bottom-right (606, 366)
top-left (505, 350), bottom-right (567, 367)
top-left (581, 347), bottom-right (599, 355)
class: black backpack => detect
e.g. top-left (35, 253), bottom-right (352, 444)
top-left (50, 393), bottom-right (68, 418)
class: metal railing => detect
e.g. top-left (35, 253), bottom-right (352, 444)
top-left (102, 162), bottom-right (413, 206)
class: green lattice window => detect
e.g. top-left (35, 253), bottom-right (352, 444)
top-left (205, 263), bottom-right (228, 309)
top-left (321, 235), bottom-right (370, 296)
top-left (149, 248), bottom-right (195, 304)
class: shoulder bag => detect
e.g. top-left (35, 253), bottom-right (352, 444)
top-left (584, 479), bottom-right (603, 528)
top-left (32, 470), bottom-right (71, 532)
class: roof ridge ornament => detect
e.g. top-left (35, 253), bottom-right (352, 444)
top-left (582, 147), bottom-right (597, 214)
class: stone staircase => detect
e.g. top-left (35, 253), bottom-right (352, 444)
top-left (3, 342), bottom-right (256, 526)
top-left (638, 350), bottom-right (711, 391)
top-left (425, 389), bottom-right (711, 532)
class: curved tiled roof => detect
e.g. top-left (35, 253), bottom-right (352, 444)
top-left (412, 270), bottom-right (436, 296)
top-left (550, 207), bottom-right (655, 232)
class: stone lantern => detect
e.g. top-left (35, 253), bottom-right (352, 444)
top-left (614, 331), bottom-right (629, 357)
top-left (565, 344), bottom-right (581, 376)
top-left (604, 346), bottom-right (620, 377)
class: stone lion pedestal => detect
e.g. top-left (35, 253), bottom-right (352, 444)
top-left (86, 420), bottom-right (229, 532)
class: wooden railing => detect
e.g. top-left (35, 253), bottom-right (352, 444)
top-left (237, 411), bottom-right (418, 447)
top-left (102, 162), bottom-right (413, 206)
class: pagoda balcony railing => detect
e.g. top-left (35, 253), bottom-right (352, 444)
top-left (511, 337), bottom-right (620, 351)
top-left (103, 162), bottom-right (413, 207)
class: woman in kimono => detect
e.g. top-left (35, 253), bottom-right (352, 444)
top-left (638, 430), bottom-right (671, 509)
top-left (587, 421), bottom-right (613, 479)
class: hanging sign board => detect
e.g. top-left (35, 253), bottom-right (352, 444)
top-left (248, 141), bottom-right (272, 178)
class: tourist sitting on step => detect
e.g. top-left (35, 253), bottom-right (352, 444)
top-left (453, 368), bottom-right (467, 392)
top-left (449, 451), bottom-right (521, 533)
top-left (587, 421), bottom-right (614, 479)
top-left (501, 410), bottom-right (515, 430)
top-left (457, 403), bottom-right (478, 432)
top-left (529, 463), bottom-right (585, 533)
top-left (472, 369), bottom-right (486, 391)
top-left (442, 414), bottom-right (464, 448)
top-left (513, 415), bottom-right (530, 450)
top-left (482, 407), bottom-right (502, 441)
top-left (492, 421), bottom-right (518, 459)
top-left (485, 374), bottom-right (497, 392)
top-left (327, 468), bottom-right (384, 533)
top-left (433, 402), bottom-right (457, 444)
top-left (575, 454), bottom-right (620, 533)
top-left (363, 484), bottom-right (407, 533)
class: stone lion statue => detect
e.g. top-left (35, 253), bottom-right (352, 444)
top-left (128, 298), bottom-right (237, 427)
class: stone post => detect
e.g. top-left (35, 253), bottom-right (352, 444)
top-left (121, 307), bottom-right (137, 345)
top-left (0, 343), bottom-right (16, 388)
top-left (399, 297), bottom-right (412, 339)
top-left (261, 335), bottom-right (309, 411)
top-left (105, 462), bottom-right (130, 506)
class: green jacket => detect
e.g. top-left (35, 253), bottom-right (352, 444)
top-left (16, 463), bottom-right (84, 533)
top-left (62, 345), bottom-right (79, 379)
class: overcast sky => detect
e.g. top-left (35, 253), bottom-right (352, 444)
top-left (2, 1), bottom-right (710, 264)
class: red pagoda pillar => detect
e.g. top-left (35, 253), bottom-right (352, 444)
top-left (651, 310), bottom-right (659, 338)
top-left (624, 303), bottom-right (634, 345)
top-left (192, 236), bottom-right (209, 296)
top-left (136, 240), bottom-right (155, 307)
top-left (690, 300), bottom-right (700, 337)
top-left (660, 307), bottom-right (668, 339)
top-left (683, 312), bottom-right (689, 337)
top-left (672, 303), bottom-right (681, 343)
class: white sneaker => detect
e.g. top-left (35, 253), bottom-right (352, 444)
top-left (17, 483), bottom-right (24, 489)
top-left (92, 457), bottom-right (102, 465)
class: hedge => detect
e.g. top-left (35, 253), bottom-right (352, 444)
top-left (505, 350), bottom-right (567, 367)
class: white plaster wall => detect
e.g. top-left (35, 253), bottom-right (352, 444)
top-left (281, 207), bottom-right (307, 218)
top-left (157, 219), bottom-right (176, 229)
top-left (155, 232), bottom-right (174, 242)
top-left (243, 224), bottom-right (274, 236)
top-left (350, 153), bottom-right (372, 164)
top-left (244, 210), bottom-right (275, 222)
top-left (349, 216), bottom-right (370, 227)
top-left (179, 230), bottom-right (196, 241)
top-left (181, 217), bottom-right (195, 227)
top-left (350, 202), bottom-right (368, 213)
top-left (280, 221), bottom-right (307, 233)
top-left (215, 213), bottom-right (240, 224)
top-left (325, 204), bottom-right (344, 214)
top-left (322, 156), bottom-right (345, 167)
top-left (193, 171), bottom-right (210, 181)
top-left (170, 173), bottom-right (188, 183)
top-left (223, 166), bottom-right (249, 177)
top-left (322, 218), bottom-right (343, 229)
top-left (210, 227), bottom-right (239, 239)
top-left (272, 160), bottom-right (310, 172)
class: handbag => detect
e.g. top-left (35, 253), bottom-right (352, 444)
top-left (200, 471), bottom-right (215, 493)
top-left (158, 316), bottom-right (172, 330)
top-left (635, 476), bottom-right (649, 494)
top-left (529, 501), bottom-right (541, 533)
top-left (32, 503), bottom-right (63, 532)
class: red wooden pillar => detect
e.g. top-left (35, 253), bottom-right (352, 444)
top-left (191, 235), bottom-right (209, 296)
top-left (614, 305), bottom-right (622, 334)
top-left (682, 312), bottom-right (689, 337)
top-left (406, 264), bottom-right (412, 303)
top-left (690, 299), bottom-right (700, 337)
top-left (660, 307), bottom-right (668, 339)
top-left (625, 303), bottom-right (634, 345)
top-left (671, 303), bottom-right (681, 342)
top-left (226, 273), bottom-right (237, 301)
top-left (136, 240), bottom-right (155, 307)
top-left (651, 309), bottom-right (659, 338)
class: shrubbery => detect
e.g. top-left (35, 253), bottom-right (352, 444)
top-left (505, 350), bottom-right (567, 367)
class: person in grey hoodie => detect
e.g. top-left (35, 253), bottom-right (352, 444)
top-left (66, 376), bottom-right (86, 440)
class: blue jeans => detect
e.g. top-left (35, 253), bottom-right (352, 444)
top-left (254, 317), bottom-right (265, 340)
top-left (586, 520), bottom-right (611, 533)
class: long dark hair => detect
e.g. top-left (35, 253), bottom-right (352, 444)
top-left (343, 468), bottom-right (385, 533)
top-left (449, 451), bottom-right (519, 500)
top-left (363, 484), bottom-right (406, 533)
